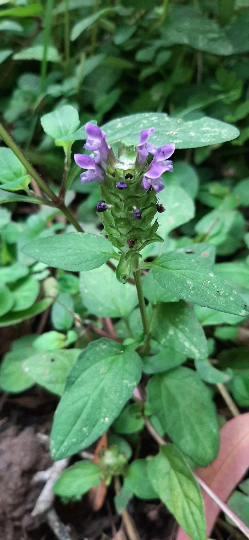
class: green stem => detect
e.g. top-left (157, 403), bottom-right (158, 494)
top-left (64, 0), bottom-right (70, 76)
top-left (132, 255), bottom-right (149, 337)
top-left (160, 0), bottom-right (169, 25)
top-left (58, 144), bottom-right (72, 201)
top-left (0, 123), bottom-right (58, 205)
top-left (40, 0), bottom-right (55, 94)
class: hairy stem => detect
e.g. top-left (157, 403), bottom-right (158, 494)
top-left (133, 255), bottom-right (149, 337)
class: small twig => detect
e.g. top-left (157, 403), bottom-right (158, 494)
top-left (46, 509), bottom-right (73, 540)
top-left (36, 307), bottom-right (50, 335)
top-left (32, 458), bottom-right (69, 516)
top-left (31, 177), bottom-right (42, 197)
top-left (114, 477), bottom-right (141, 540)
top-left (216, 382), bottom-right (240, 417)
top-left (103, 318), bottom-right (117, 340)
top-left (88, 324), bottom-right (121, 342)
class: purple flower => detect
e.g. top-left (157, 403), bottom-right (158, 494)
top-left (153, 144), bottom-right (175, 163)
top-left (116, 181), bottom-right (127, 189)
top-left (136, 128), bottom-right (157, 166)
top-left (84, 123), bottom-right (110, 168)
top-left (96, 201), bottom-right (107, 212)
top-left (133, 207), bottom-right (142, 220)
top-left (74, 154), bottom-right (104, 184)
top-left (141, 143), bottom-right (175, 193)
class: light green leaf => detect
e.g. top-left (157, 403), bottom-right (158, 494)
top-left (195, 359), bottom-right (231, 384)
top-left (152, 252), bottom-right (248, 316)
top-left (0, 4), bottom-right (42, 17)
top-left (41, 105), bottom-right (80, 145)
top-left (0, 263), bottom-right (29, 283)
top-left (53, 461), bottom-right (102, 500)
top-left (71, 8), bottom-right (115, 41)
top-left (125, 460), bottom-right (158, 500)
top-left (50, 339), bottom-right (142, 459)
top-left (232, 178), bottom-right (249, 207)
top-left (14, 45), bottom-right (60, 63)
top-left (157, 185), bottom-right (195, 238)
top-left (0, 344), bottom-right (36, 393)
top-left (0, 49), bottom-right (12, 64)
top-left (143, 348), bottom-right (186, 374)
top-left (147, 445), bottom-right (206, 540)
top-left (0, 298), bottom-right (53, 327)
top-left (51, 292), bottom-right (74, 331)
top-left (147, 368), bottom-right (219, 466)
top-left (113, 404), bottom-right (144, 435)
top-left (80, 264), bottom-right (138, 318)
top-left (0, 20), bottom-right (23, 32)
top-left (24, 349), bottom-right (81, 396)
top-left (33, 331), bottom-right (68, 351)
top-left (142, 271), bottom-right (180, 304)
top-left (0, 189), bottom-right (46, 205)
top-left (195, 305), bottom-right (245, 326)
top-left (0, 147), bottom-right (30, 191)
top-left (10, 276), bottom-right (39, 311)
top-left (195, 206), bottom-right (245, 256)
top-left (163, 160), bottom-right (199, 199)
top-left (102, 113), bottom-right (240, 149)
top-left (0, 283), bottom-right (13, 316)
top-left (214, 262), bottom-right (249, 291)
top-left (152, 301), bottom-right (208, 361)
top-left (108, 434), bottom-right (132, 461)
top-left (227, 490), bottom-right (249, 527)
top-left (22, 233), bottom-right (114, 271)
top-left (0, 207), bottom-right (11, 227)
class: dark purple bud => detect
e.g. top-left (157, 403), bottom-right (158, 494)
top-left (133, 207), bottom-right (142, 220)
top-left (96, 201), bottom-right (107, 212)
top-left (127, 239), bottom-right (137, 249)
top-left (125, 173), bottom-right (133, 180)
top-left (116, 181), bottom-right (128, 190)
top-left (156, 203), bottom-right (165, 213)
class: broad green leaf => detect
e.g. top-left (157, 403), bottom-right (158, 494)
top-left (195, 305), bottom-right (245, 326)
top-left (143, 348), bottom-right (186, 374)
top-left (176, 243), bottom-right (216, 270)
top-left (0, 283), bottom-right (13, 316)
top-left (232, 178), bottom-right (249, 207)
top-left (0, 20), bottom-right (23, 32)
top-left (214, 262), bottom-right (249, 291)
top-left (231, 371), bottom-right (249, 407)
top-left (152, 252), bottom-right (248, 316)
top-left (142, 271), bottom-right (180, 304)
top-left (195, 359), bottom-right (231, 384)
top-left (157, 185), bottom-right (195, 238)
top-left (58, 274), bottom-right (79, 294)
top-left (125, 460), bottom-right (158, 500)
top-left (195, 206), bottom-right (245, 256)
top-left (162, 160), bottom-right (199, 199)
top-left (147, 368), bottom-right (219, 466)
top-left (0, 298), bottom-right (53, 327)
top-left (24, 349), bottom-right (81, 396)
top-left (0, 4), bottom-right (42, 17)
top-left (33, 331), bottom-right (68, 351)
top-left (0, 147), bottom-right (30, 191)
top-left (41, 105), bottom-right (80, 145)
top-left (53, 461), bottom-right (102, 500)
top-left (71, 8), bottom-right (115, 41)
top-left (113, 404), bottom-right (144, 434)
top-left (0, 189), bottom-right (48, 205)
top-left (214, 326), bottom-right (239, 341)
top-left (152, 301), bottom-right (208, 361)
top-left (50, 339), bottom-right (142, 459)
top-left (22, 233), bottom-right (114, 271)
top-left (147, 445), bottom-right (206, 540)
top-left (162, 5), bottom-right (233, 55)
top-left (10, 276), bottom-right (39, 311)
top-left (51, 292), bottom-right (74, 331)
top-left (226, 10), bottom-right (249, 53)
top-left (14, 45), bottom-right (60, 63)
top-left (80, 265), bottom-right (138, 318)
top-left (0, 49), bottom-right (12, 64)
top-left (102, 113), bottom-right (240, 149)
top-left (0, 207), bottom-right (10, 227)
top-left (0, 345), bottom-right (35, 393)
top-left (114, 484), bottom-right (133, 514)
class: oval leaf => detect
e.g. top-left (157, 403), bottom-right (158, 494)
top-left (53, 461), bottom-right (102, 500)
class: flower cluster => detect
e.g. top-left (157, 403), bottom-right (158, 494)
top-left (74, 123), bottom-right (175, 195)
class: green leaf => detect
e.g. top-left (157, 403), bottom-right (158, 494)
top-left (0, 283), bottom-right (13, 316)
top-left (0, 147), bottom-right (30, 191)
top-left (50, 339), bottom-right (142, 459)
top-left (226, 10), bottom-right (249, 53)
top-left (214, 262), bottom-right (249, 291)
top-left (231, 371), bottom-right (249, 407)
top-left (58, 274), bottom-right (79, 295)
top-left (152, 252), bottom-right (248, 316)
top-left (33, 331), bottom-right (68, 351)
top-left (0, 189), bottom-right (45, 205)
top-left (227, 491), bottom-right (249, 527)
top-left (0, 342), bottom-right (36, 393)
top-left (0, 49), bottom-right (12, 64)
top-left (71, 8), bottom-right (116, 41)
top-left (143, 348), bottom-right (186, 374)
top-left (10, 276), bottom-right (39, 311)
top-left (24, 349), bottom-right (81, 396)
top-left (147, 445), bottom-right (206, 540)
top-left (80, 264), bottom-right (138, 318)
top-left (232, 178), bottom-right (249, 207)
top-left (152, 301), bottom-right (208, 361)
top-left (113, 404), bottom-right (144, 434)
top-left (195, 359), bottom-right (231, 384)
top-left (195, 305), bottom-right (245, 326)
top-left (0, 4), bottom-right (42, 17)
top-left (53, 461), bottom-right (102, 500)
top-left (41, 105), bottom-right (80, 145)
top-left (125, 460), bottom-right (158, 500)
top-left (142, 271), bottom-right (180, 304)
top-left (108, 434), bottom-right (132, 461)
top-left (22, 233), bottom-right (114, 271)
top-left (0, 298), bottom-right (53, 327)
top-left (156, 185), bottom-right (195, 238)
top-left (14, 45), bottom-right (60, 63)
top-left (102, 113), bottom-right (240, 149)
top-left (0, 263), bottom-right (29, 283)
top-left (0, 20), bottom-right (23, 33)
top-left (147, 368), bottom-right (219, 466)
top-left (51, 292), bottom-right (74, 331)
top-left (163, 160), bottom-right (199, 199)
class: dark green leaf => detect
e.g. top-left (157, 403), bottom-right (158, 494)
top-left (53, 461), bottom-right (102, 500)
top-left (0, 298), bottom-right (53, 327)
top-left (125, 460), bottom-right (158, 500)
top-left (114, 404), bottom-right (144, 434)
top-left (0, 283), bottom-right (13, 316)
top-left (143, 348), bottom-right (186, 374)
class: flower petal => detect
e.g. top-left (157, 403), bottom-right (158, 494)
top-left (138, 127), bottom-right (155, 146)
top-left (85, 123), bottom-right (106, 142)
top-left (154, 143), bottom-right (175, 161)
top-left (74, 154), bottom-right (96, 169)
